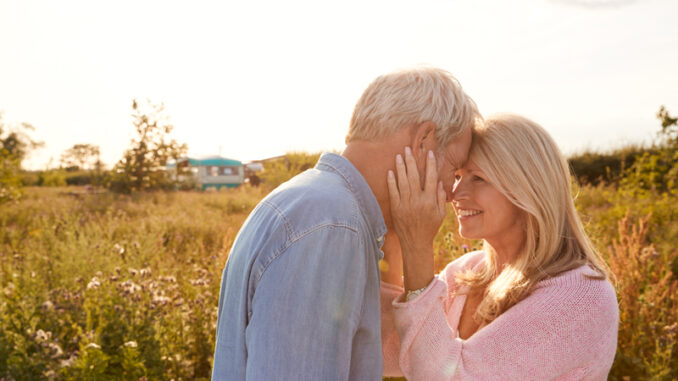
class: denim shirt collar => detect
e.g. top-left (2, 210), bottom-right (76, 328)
top-left (315, 152), bottom-right (387, 250)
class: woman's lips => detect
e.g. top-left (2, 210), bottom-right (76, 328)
top-left (456, 208), bottom-right (482, 219)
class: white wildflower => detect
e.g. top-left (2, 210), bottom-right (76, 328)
top-left (35, 329), bottom-right (52, 343)
top-left (87, 276), bottom-right (101, 290)
top-left (113, 243), bottom-right (125, 255)
top-left (124, 340), bottom-right (138, 348)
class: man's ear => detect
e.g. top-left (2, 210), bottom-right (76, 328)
top-left (411, 121), bottom-right (437, 163)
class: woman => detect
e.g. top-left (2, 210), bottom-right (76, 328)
top-left (380, 114), bottom-right (619, 380)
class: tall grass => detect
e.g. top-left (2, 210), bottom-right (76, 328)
top-left (0, 186), bottom-right (265, 380)
top-left (1, 179), bottom-right (676, 379)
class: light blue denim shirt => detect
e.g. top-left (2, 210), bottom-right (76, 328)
top-left (211, 153), bottom-right (387, 381)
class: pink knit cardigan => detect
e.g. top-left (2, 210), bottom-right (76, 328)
top-left (381, 251), bottom-right (619, 380)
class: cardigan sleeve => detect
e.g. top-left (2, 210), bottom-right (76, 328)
top-left (392, 264), bottom-right (619, 381)
top-left (381, 281), bottom-right (405, 377)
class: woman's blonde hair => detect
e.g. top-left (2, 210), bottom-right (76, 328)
top-left (458, 114), bottom-right (614, 325)
top-left (346, 67), bottom-right (480, 148)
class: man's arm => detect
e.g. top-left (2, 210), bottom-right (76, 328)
top-left (245, 226), bottom-right (368, 380)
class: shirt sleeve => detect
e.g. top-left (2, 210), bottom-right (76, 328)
top-left (391, 271), bottom-right (619, 381)
top-left (244, 226), bottom-right (369, 380)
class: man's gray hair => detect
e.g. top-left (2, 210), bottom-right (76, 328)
top-left (346, 67), bottom-right (481, 148)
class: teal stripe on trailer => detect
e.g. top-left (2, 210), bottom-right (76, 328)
top-left (201, 183), bottom-right (241, 190)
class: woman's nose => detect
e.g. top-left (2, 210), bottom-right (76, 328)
top-left (451, 179), bottom-right (468, 201)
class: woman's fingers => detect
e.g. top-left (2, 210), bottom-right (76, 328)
top-left (437, 180), bottom-right (447, 219)
top-left (386, 170), bottom-right (400, 210)
top-left (424, 150), bottom-right (438, 195)
top-left (403, 147), bottom-right (421, 193)
top-left (395, 153), bottom-right (410, 200)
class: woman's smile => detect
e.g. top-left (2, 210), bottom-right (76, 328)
top-left (455, 207), bottom-right (482, 219)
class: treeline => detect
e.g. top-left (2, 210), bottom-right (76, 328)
top-left (1, 98), bottom-right (187, 202)
top-left (2, 105), bottom-right (677, 201)
top-left (570, 106), bottom-right (677, 194)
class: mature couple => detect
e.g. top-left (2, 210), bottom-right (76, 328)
top-left (211, 68), bottom-right (619, 380)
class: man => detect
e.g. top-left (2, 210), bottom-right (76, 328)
top-left (211, 67), bottom-right (479, 380)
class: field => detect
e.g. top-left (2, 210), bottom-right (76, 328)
top-left (1, 182), bottom-right (676, 380)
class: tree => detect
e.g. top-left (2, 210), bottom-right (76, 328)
top-left (108, 99), bottom-right (187, 193)
top-left (621, 106), bottom-right (678, 194)
top-left (60, 143), bottom-right (100, 170)
top-left (657, 105), bottom-right (678, 146)
top-left (0, 112), bottom-right (43, 202)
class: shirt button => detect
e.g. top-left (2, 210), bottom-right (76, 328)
top-left (377, 236), bottom-right (384, 243)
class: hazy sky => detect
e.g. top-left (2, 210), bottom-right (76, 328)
top-left (1, 0), bottom-right (676, 169)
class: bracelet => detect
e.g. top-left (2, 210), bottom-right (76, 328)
top-left (405, 286), bottom-right (427, 302)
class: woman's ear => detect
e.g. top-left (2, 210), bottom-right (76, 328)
top-left (411, 121), bottom-right (437, 162)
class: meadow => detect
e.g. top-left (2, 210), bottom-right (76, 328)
top-left (1, 177), bottom-right (676, 380)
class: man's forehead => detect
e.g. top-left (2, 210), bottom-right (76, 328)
top-left (443, 128), bottom-right (472, 168)
top-left (442, 144), bottom-right (468, 169)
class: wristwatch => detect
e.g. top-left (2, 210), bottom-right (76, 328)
top-left (405, 286), bottom-right (427, 302)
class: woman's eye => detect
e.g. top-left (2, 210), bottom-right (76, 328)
top-left (472, 176), bottom-right (484, 182)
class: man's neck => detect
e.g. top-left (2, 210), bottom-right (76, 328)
top-left (341, 131), bottom-right (412, 229)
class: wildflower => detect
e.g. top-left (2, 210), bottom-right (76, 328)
top-left (128, 268), bottom-right (138, 276)
top-left (462, 244), bottom-right (469, 252)
top-left (42, 300), bottom-right (54, 311)
top-left (3, 282), bottom-right (15, 297)
top-left (119, 280), bottom-right (141, 295)
top-left (139, 267), bottom-right (151, 277)
top-left (87, 277), bottom-right (101, 290)
top-left (48, 342), bottom-right (63, 358)
top-left (60, 354), bottom-right (77, 368)
top-left (85, 343), bottom-right (101, 350)
top-left (114, 243), bottom-right (125, 255)
top-left (190, 278), bottom-right (209, 286)
top-left (124, 341), bottom-right (138, 348)
top-left (35, 329), bottom-right (52, 343)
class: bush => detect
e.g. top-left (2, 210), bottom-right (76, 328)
top-left (568, 144), bottom-right (646, 185)
top-left (38, 170), bottom-right (67, 187)
top-left (260, 152), bottom-right (322, 189)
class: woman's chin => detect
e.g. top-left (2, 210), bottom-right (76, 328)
top-left (458, 228), bottom-right (481, 241)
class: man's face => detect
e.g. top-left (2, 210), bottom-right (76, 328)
top-left (436, 128), bottom-right (472, 202)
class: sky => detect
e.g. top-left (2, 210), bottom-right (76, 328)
top-left (1, 0), bottom-right (676, 170)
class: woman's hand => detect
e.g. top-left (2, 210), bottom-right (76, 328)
top-left (386, 147), bottom-right (447, 291)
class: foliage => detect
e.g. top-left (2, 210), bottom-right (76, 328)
top-left (260, 152), bottom-right (322, 189)
top-left (0, 186), bottom-right (267, 380)
top-left (37, 170), bottom-right (67, 187)
top-left (568, 144), bottom-right (645, 185)
top-left (60, 144), bottom-right (104, 186)
top-left (605, 214), bottom-right (677, 380)
top-left (60, 144), bottom-right (100, 171)
top-left (107, 99), bottom-right (187, 193)
top-left (618, 106), bottom-right (678, 195)
top-left (0, 113), bottom-right (43, 203)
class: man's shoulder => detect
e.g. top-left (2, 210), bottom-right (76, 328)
top-left (262, 169), bottom-right (363, 234)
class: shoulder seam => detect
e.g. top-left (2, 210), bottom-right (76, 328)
top-left (260, 199), bottom-right (293, 239)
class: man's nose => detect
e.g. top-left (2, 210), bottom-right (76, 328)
top-left (442, 178), bottom-right (455, 203)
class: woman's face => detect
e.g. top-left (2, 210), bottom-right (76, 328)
top-left (451, 161), bottom-right (524, 248)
